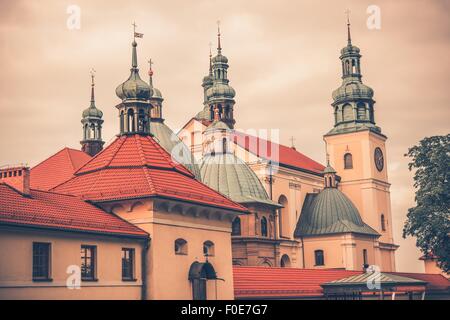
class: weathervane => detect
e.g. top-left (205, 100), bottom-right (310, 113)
top-left (132, 21), bottom-right (144, 41)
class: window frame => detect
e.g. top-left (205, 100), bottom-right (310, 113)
top-left (344, 153), bottom-right (353, 169)
top-left (81, 245), bottom-right (97, 281)
top-left (203, 241), bottom-right (215, 257)
top-left (314, 249), bottom-right (325, 266)
top-left (175, 238), bottom-right (188, 255)
top-left (32, 242), bottom-right (52, 281)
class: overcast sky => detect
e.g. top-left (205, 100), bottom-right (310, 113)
top-left (1, 0), bottom-right (449, 272)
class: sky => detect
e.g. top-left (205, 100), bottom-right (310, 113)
top-left (0, 0), bottom-right (449, 272)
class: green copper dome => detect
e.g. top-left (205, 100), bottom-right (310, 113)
top-left (206, 83), bottom-right (236, 100)
top-left (82, 105), bottom-right (103, 119)
top-left (116, 41), bottom-right (152, 101)
top-left (200, 153), bottom-right (279, 207)
top-left (150, 121), bottom-right (201, 179)
top-left (212, 53), bottom-right (228, 64)
top-left (294, 188), bottom-right (379, 237)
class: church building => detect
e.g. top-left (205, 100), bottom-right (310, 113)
top-left (4, 19), bottom-right (441, 300)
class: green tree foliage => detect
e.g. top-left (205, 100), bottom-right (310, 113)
top-left (403, 134), bottom-right (449, 273)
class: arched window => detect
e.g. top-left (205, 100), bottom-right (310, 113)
top-left (343, 104), bottom-right (353, 121)
top-left (222, 138), bottom-right (227, 153)
top-left (363, 249), bottom-right (368, 268)
top-left (381, 214), bottom-right (386, 231)
top-left (278, 195), bottom-right (289, 238)
top-left (127, 109), bottom-right (135, 132)
top-left (261, 217), bottom-right (268, 237)
top-left (174, 238), bottom-right (188, 255)
top-left (231, 217), bottom-right (241, 236)
top-left (314, 250), bottom-right (324, 266)
top-left (138, 109), bottom-right (147, 132)
top-left (203, 241), bottom-right (215, 257)
top-left (280, 254), bottom-right (291, 268)
top-left (344, 153), bottom-right (353, 169)
top-left (357, 103), bottom-right (366, 120)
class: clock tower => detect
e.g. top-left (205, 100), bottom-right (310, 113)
top-left (323, 20), bottom-right (398, 271)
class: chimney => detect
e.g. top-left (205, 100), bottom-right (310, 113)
top-left (0, 166), bottom-right (30, 195)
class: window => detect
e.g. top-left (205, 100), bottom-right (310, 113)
top-left (33, 242), bottom-right (51, 281)
top-left (81, 245), bottom-right (96, 280)
top-left (314, 250), bottom-right (324, 266)
top-left (175, 238), bottom-right (188, 255)
top-left (343, 104), bottom-right (353, 121)
top-left (344, 153), bottom-right (353, 169)
top-left (261, 216), bottom-right (268, 237)
top-left (122, 248), bottom-right (135, 280)
top-left (203, 241), bottom-right (215, 257)
top-left (363, 249), bottom-right (368, 268)
top-left (231, 217), bottom-right (241, 236)
top-left (381, 214), bottom-right (386, 231)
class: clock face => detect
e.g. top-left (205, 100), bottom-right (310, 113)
top-left (374, 147), bottom-right (384, 172)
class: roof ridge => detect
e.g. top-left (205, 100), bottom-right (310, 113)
top-left (64, 147), bottom-right (77, 171)
top-left (31, 148), bottom-right (68, 171)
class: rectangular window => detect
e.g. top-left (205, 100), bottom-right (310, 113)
top-left (122, 248), bottom-right (135, 280)
top-left (363, 249), bottom-right (368, 267)
top-left (33, 242), bottom-right (51, 280)
top-left (81, 245), bottom-right (97, 281)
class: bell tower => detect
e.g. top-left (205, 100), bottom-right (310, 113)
top-left (80, 69), bottom-right (104, 157)
top-left (323, 17), bottom-right (398, 271)
top-left (205, 22), bottom-right (236, 128)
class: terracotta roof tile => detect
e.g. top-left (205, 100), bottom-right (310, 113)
top-left (30, 148), bottom-right (91, 191)
top-left (233, 266), bottom-right (450, 298)
top-left (54, 135), bottom-right (247, 212)
top-left (232, 131), bottom-right (325, 175)
top-left (0, 183), bottom-right (148, 238)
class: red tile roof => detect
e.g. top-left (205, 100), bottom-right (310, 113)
top-left (0, 183), bottom-right (148, 238)
top-left (394, 272), bottom-right (450, 292)
top-left (53, 134), bottom-right (247, 212)
top-left (232, 131), bottom-right (325, 175)
top-left (31, 148), bottom-right (91, 191)
top-left (233, 266), bottom-right (450, 298)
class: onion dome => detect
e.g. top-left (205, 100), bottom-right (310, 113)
top-left (150, 121), bottom-right (201, 179)
top-left (294, 187), bottom-right (379, 237)
top-left (115, 41), bottom-right (152, 101)
top-left (332, 80), bottom-right (374, 104)
top-left (200, 152), bottom-right (278, 207)
top-left (206, 83), bottom-right (236, 100)
top-left (82, 72), bottom-right (103, 119)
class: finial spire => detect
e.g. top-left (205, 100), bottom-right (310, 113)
top-left (289, 136), bottom-right (296, 149)
top-left (131, 22), bottom-right (144, 68)
top-left (90, 68), bottom-right (96, 106)
top-left (217, 20), bottom-right (222, 54)
top-left (148, 58), bottom-right (154, 87)
top-left (345, 9), bottom-right (352, 45)
top-left (326, 153), bottom-right (330, 166)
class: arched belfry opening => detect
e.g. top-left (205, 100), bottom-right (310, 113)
top-left (188, 261), bottom-right (221, 300)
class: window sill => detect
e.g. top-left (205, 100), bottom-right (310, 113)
top-left (122, 278), bottom-right (137, 282)
top-left (33, 278), bottom-right (53, 282)
top-left (175, 252), bottom-right (188, 256)
top-left (81, 278), bottom-right (98, 282)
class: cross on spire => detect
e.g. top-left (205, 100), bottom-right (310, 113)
top-left (289, 136), bottom-right (296, 149)
top-left (345, 9), bottom-right (352, 45)
top-left (147, 58), bottom-right (154, 86)
top-left (90, 68), bottom-right (96, 103)
top-left (132, 21), bottom-right (144, 41)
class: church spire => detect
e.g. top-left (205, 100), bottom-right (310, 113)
top-left (326, 18), bottom-right (380, 137)
top-left (115, 23), bottom-right (152, 136)
top-left (217, 20), bottom-right (222, 54)
top-left (148, 58), bottom-right (164, 122)
top-left (81, 69), bottom-right (104, 157)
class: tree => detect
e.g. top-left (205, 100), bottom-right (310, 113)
top-left (403, 134), bottom-right (450, 273)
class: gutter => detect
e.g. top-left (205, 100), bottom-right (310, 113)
top-left (141, 237), bottom-right (150, 300)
